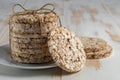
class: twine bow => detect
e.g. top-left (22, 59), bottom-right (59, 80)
top-left (12, 3), bottom-right (62, 26)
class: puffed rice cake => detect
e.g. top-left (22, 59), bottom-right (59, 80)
top-left (80, 36), bottom-right (112, 59)
top-left (48, 27), bottom-right (86, 72)
top-left (9, 9), bottom-right (59, 63)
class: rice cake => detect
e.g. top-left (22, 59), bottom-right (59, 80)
top-left (48, 27), bottom-right (86, 72)
top-left (80, 36), bottom-right (112, 59)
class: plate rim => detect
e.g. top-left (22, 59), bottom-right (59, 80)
top-left (0, 62), bottom-right (57, 69)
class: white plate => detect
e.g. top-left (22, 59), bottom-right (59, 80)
top-left (0, 44), bottom-right (57, 69)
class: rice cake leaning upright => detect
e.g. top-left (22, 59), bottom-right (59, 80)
top-left (80, 36), bottom-right (112, 59)
top-left (48, 27), bottom-right (86, 72)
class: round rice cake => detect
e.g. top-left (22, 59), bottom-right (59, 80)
top-left (80, 36), bottom-right (112, 59)
top-left (48, 27), bottom-right (86, 72)
top-left (86, 44), bottom-right (112, 59)
top-left (80, 36), bottom-right (107, 52)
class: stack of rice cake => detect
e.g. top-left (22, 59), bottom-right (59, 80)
top-left (9, 10), bottom-right (59, 63)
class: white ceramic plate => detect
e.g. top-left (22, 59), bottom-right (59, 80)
top-left (0, 44), bottom-right (57, 69)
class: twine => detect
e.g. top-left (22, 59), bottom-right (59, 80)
top-left (12, 3), bottom-right (62, 26)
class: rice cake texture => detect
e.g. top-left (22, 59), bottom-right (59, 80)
top-left (48, 27), bottom-right (86, 72)
top-left (9, 9), bottom-right (59, 63)
top-left (80, 36), bottom-right (112, 59)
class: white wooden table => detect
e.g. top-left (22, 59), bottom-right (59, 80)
top-left (0, 0), bottom-right (120, 80)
